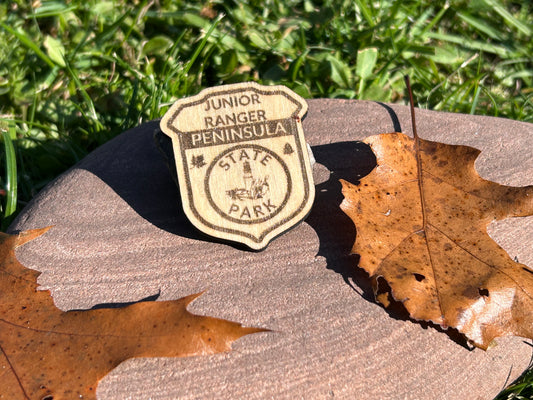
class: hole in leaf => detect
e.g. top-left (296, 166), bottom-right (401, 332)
top-left (42, 396), bottom-right (54, 400)
top-left (478, 288), bottom-right (489, 297)
top-left (413, 273), bottom-right (425, 282)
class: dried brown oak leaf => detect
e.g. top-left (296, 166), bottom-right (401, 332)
top-left (0, 227), bottom-right (265, 399)
top-left (340, 132), bottom-right (533, 349)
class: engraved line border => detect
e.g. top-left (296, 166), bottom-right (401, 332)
top-left (185, 124), bottom-right (310, 244)
top-left (164, 86), bottom-right (304, 135)
top-left (204, 144), bottom-right (292, 225)
top-left (166, 86), bottom-right (311, 244)
top-left (181, 118), bottom-right (294, 150)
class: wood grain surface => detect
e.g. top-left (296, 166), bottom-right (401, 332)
top-left (9, 99), bottom-right (532, 400)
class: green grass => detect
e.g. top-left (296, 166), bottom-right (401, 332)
top-left (1, 0), bottom-right (532, 225)
top-left (0, 0), bottom-right (532, 396)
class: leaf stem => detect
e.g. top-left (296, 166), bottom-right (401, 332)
top-left (404, 75), bottom-right (418, 140)
top-left (405, 75), bottom-right (445, 324)
top-left (405, 75), bottom-right (426, 228)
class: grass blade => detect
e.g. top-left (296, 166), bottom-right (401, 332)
top-left (1, 121), bottom-right (17, 226)
top-left (457, 12), bottom-right (503, 40)
top-left (425, 31), bottom-right (510, 57)
top-left (0, 22), bottom-right (55, 68)
top-left (354, 0), bottom-right (375, 27)
top-left (184, 13), bottom-right (225, 75)
top-left (64, 61), bottom-right (102, 130)
top-left (482, 0), bottom-right (532, 36)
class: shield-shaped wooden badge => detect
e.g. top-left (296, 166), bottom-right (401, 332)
top-left (160, 82), bottom-right (314, 250)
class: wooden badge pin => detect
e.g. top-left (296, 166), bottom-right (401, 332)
top-left (160, 82), bottom-right (315, 250)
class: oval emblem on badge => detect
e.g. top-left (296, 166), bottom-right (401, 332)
top-left (160, 82), bottom-right (314, 250)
